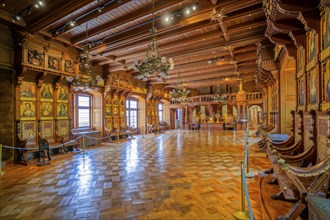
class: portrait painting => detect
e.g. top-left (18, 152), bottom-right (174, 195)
top-left (20, 101), bottom-right (36, 120)
top-left (297, 46), bottom-right (305, 73)
top-left (308, 31), bottom-right (317, 63)
top-left (59, 120), bottom-right (68, 136)
top-left (41, 121), bottom-right (53, 141)
top-left (105, 106), bottom-right (111, 117)
top-left (308, 68), bottom-right (317, 104)
top-left (22, 121), bottom-right (36, 145)
top-left (57, 85), bottom-right (68, 102)
top-left (57, 103), bottom-right (68, 119)
top-left (325, 60), bottom-right (330, 101)
top-left (298, 77), bottom-right (305, 106)
top-left (113, 95), bottom-right (119, 105)
top-left (40, 84), bottom-right (53, 101)
top-left (20, 81), bottom-right (36, 100)
top-left (321, 7), bottom-right (330, 50)
top-left (113, 106), bottom-right (118, 116)
top-left (105, 94), bottom-right (111, 105)
top-left (40, 102), bottom-right (53, 119)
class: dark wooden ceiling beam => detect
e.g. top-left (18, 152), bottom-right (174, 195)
top-left (50, 0), bottom-right (131, 37)
top-left (26, 0), bottom-right (94, 34)
top-left (71, 0), bottom-right (184, 44)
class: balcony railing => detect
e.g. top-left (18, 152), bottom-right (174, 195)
top-left (170, 92), bottom-right (263, 106)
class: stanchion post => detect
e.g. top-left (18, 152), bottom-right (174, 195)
top-left (142, 126), bottom-right (145, 138)
top-left (233, 161), bottom-right (250, 220)
top-left (82, 135), bottom-right (85, 156)
top-left (0, 144), bottom-right (4, 176)
top-left (245, 111), bottom-right (254, 178)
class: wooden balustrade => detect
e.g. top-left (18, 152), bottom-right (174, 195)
top-left (170, 92), bottom-right (263, 107)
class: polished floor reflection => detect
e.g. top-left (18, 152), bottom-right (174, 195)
top-left (0, 130), bottom-right (289, 219)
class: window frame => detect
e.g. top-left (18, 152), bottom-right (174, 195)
top-left (76, 94), bottom-right (92, 128)
top-left (126, 98), bottom-right (138, 128)
top-left (158, 102), bottom-right (164, 123)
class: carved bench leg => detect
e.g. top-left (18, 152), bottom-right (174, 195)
top-left (267, 177), bottom-right (278, 185)
top-left (277, 200), bottom-right (306, 220)
top-left (271, 191), bottom-right (285, 200)
top-left (264, 168), bottom-right (274, 174)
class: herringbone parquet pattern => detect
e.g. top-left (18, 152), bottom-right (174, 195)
top-left (0, 130), bottom-right (283, 219)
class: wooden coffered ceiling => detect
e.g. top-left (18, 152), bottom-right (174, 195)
top-left (1, 0), bottom-right (269, 88)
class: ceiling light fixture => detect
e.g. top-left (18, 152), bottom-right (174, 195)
top-left (66, 24), bottom-right (104, 91)
top-left (133, 0), bottom-right (174, 81)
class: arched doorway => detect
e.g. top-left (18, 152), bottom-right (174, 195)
top-left (248, 105), bottom-right (262, 129)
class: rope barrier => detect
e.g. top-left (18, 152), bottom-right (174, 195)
top-left (233, 161), bottom-right (254, 220)
top-left (242, 168), bottom-right (254, 220)
top-left (2, 135), bottom-right (83, 151)
top-left (0, 144), bottom-right (4, 175)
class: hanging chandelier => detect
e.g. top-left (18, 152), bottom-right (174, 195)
top-left (169, 70), bottom-right (190, 103)
top-left (132, 0), bottom-right (174, 81)
top-left (66, 24), bottom-right (103, 91)
top-left (211, 85), bottom-right (226, 102)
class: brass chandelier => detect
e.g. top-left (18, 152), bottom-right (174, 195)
top-left (169, 70), bottom-right (190, 103)
top-left (211, 85), bottom-right (226, 102)
top-left (132, 0), bottom-right (174, 81)
top-left (66, 24), bottom-right (103, 91)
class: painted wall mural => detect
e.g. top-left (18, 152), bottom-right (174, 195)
top-left (41, 121), bottom-right (53, 140)
top-left (22, 121), bottom-right (36, 145)
top-left (20, 81), bottom-right (36, 100)
top-left (57, 103), bottom-right (68, 119)
top-left (59, 120), bottom-right (69, 136)
top-left (40, 102), bottom-right (53, 119)
top-left (40, 84), bottom-right (53, 101)
top-left (20, 101), bottom-right (36, 120)
top-left (57, 85), bottom-right (68, 102)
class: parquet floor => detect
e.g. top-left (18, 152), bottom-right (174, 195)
top-left (0, 130), bottom-right (292, 220)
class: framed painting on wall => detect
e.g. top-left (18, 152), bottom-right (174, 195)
top-left (57, 103), bottom-right (68, 119)
top-left (40, 84), bottom-right (53, 101)
top-left (297, 46), bottom-right (305, 75)
top-left (308, 68), bottom-right (318, 105)
top-left (307, 31), bottom-right (318, 69)
top-left (59, 120), bottom-right (69, 137)
top-left (21, 121), bottom-right (36, 145)
top-left (105, 106), bottom-right (111, 117)
top-left (20, 81), bottom-right (36, 101)
top-left (41, 121), bottom-right (53, 141)
top-left (298, 77), bottom-right (305, 106)
top-left (105, 94), bottom-right (112, 105)
top-left (324, 59), bottom-right (330, 102)
top-left (57, 85), bottom-right (68, 102)
top-left (20, 101), bottom-right (36, 120)
top-left (105, 118), bottom-right (112, 130)
top-left (40, 102), bottom-right (53, 120)
top-left (321, 7), bottom-right (330, 51)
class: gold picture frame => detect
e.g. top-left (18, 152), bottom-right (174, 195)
top-left (20, 101), bottom-right (36, 120)
top-left (40, 84), bottom-right (54, 101)
top-left (20, 81), bottom-right (36, 101)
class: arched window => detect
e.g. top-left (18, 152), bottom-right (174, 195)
top-left (126, 98), bottom-right (138, 128)
top-left (158, 102), bottom-right (164, 122)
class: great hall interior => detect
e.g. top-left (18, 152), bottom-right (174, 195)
top-left (0, 0), bottom-right (329, 219)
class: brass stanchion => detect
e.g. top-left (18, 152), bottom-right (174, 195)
top-left (245, 111), bottom-right (255, 178)
top-left (117, 129), bottom-right (120, 143)
top-left (0, 144), bottom-right (4, 176)
top-left (81, 135), bottom-right (85, 156)
top-left (233, 161), bottom-right (250, 220)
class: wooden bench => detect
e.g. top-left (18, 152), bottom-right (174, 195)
top-left (15, 132), bottom-right (79, 164)
top-left (266, 143), bottom-right (317, 202)
top-left (276, 155), bottom-right (330, 219)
